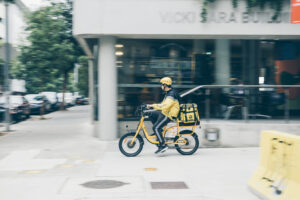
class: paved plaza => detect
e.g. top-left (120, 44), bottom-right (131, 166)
top-left (0, 106), bottom-right (260, 200)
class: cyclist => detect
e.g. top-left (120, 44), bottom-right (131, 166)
top-left (147, 77), bottom-right (180, 154)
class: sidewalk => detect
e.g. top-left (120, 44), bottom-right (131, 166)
top-left (0, 106), bottom-right (260, 200)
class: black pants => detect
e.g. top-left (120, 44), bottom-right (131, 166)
top-left (149, 110), bottom-right (171, 146)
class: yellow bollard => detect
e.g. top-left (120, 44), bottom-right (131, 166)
top-left (249, 130), bottom-right (300, 200)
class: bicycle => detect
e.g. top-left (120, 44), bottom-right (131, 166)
top-left (119, 105), bottom-right (200, 157)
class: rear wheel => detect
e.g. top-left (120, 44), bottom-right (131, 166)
top-left (119, 132), bottom-right (144, 157)
top-left (175, 130), bottom-right (199, 155)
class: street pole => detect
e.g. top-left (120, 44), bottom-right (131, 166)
top-left (74, 63), bottom-right (79, 89)
top-left (4, 2), bottom-right (10, 131)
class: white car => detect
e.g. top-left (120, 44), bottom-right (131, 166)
top-left (57, 93), bottom-right (75, 107)
top-left (25, 94), bottom-right (52, 114)
top-left (40, 92), bottom-right (59, 110)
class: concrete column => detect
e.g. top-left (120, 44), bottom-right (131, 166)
top-left (248, 41), bottom-right (259, 85)
top-left (246, 41), bottom-right (259, 113)
top-left (215, 39), bottom-right (230, 85)
top-left (97, 36), bottom-right (117, 140)
top-left (192, 40), bottom-right (206, 84)
top-left (88, 59), bottom-right (94, 124)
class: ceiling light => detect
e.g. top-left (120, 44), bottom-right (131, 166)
top-left (115, 51), bottom-right (124, 56)
top-left (115, 44), bottom-right (124, 48)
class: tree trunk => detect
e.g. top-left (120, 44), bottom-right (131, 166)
top-left (40, 100), bottom-right (45, 119)
top-left (40, 76), bottom-right (45, 118)
top-left (60, 72), bottom-right (68, 110)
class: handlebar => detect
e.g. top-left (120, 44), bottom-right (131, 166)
top-left (135, 104), bottom-right (153, 117)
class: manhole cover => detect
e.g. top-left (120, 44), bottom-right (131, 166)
top-left (81, 180), bottom-right (129, 189)
top-left (151, 181), bottom-right (188, 189)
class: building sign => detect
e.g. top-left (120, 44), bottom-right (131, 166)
top-left (160, 11), bottom-right (290, 24)
top-left (74, 0), bottom-right (300, 38)
top-left (291, 0), bottom-right (300, 24)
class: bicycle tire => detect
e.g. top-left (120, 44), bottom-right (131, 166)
top-left (119, 132), bottom-right (144, 157)
top-left (175, 130), bottom-right (199, 155)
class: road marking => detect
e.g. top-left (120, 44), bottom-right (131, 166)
top-left (144, 168), bottom-right (157, 171)
top-left (59, 164), bottom-right (73, 168)
top-left (23, 170), bottom-right (43, 174)
top-left (0, 149), bottom-right (66, 171)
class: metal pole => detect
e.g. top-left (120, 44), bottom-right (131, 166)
top-left (88, 59), bottom-right (94, 124)
top-left (244, 89), bottom-right (249, 122)
top-left (4, 2), bottom-right (10, 131)
top-left (74, 63), bottom-right (79, 86)
top-left (205, 89), bottom-right (210, 121)
top-left (284, 89), bottom-right (289, 123)
top-left (241, 88), bottom-right (247, 121)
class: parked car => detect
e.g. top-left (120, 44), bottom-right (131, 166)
top-left (25, 94), bottom-right (52, 114)
top-left (40, 92), bottom-right (59, 111)
top-left (57, 92), bottom-right (75, 107)
top-left (0, 95), bottom-right (31, 122)
top-left (75, 96), bottom-right (89, 105)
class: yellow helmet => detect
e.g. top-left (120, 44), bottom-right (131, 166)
top-left (160, 77), bottom-right (172, 86)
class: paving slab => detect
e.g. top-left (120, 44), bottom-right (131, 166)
top-left (96, 142), bottom-right (260, 200)
top-left (0, 106), bottom-right (262, 200)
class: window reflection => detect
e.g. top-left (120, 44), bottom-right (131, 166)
top-left (116, 39), bottom-right (300, 120)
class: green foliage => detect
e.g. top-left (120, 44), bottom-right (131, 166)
top-left (14, 1), bottom-right (84, 94)
top-left (77, 56), bottom-right (89, 97)
top-left (201, 0), bottom-right (287, 22)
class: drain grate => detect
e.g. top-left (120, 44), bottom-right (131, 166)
top-left (151, 181), bottom-right (188, 189)
top-left (81, 180), bottom-right (129, 189)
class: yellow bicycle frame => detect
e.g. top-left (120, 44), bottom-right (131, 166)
top-left (130, 116), bottom-right (200, 145)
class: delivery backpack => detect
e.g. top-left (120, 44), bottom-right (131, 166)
top-left (178, 103), bottom-right (200, 126)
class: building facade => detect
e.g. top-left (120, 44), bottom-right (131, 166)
top-left (73, 0), bottom-right (300, 140)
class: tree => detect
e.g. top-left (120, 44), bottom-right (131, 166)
top-left (77, 56), bottom-right (89, 97)
top-left (15, 1), bottom-right (84, 109)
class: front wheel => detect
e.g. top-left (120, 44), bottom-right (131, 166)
top-left (175, 130), bottom-right (199, 155)
top-left (119, 132), bottom-right (144, 157)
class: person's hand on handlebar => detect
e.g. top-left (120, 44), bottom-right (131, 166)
top-left (146, 104), bottom-right (153, 109)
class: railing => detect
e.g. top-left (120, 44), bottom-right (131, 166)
top-left (180, 85), bottom-right (300, 123)
top-left (118, 84), bottom-right (300, 122)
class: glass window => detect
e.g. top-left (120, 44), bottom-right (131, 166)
top-left (115, 39), bottom-right (300, 120)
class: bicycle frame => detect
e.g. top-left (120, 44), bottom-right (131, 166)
top-left (130, 116), bottom-right (200, 146)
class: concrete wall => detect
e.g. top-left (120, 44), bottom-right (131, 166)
top-left (118, 120), bottom-right (300, 148)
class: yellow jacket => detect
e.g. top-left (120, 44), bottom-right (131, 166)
top-left (152, 89), bottom-right (180, 120)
